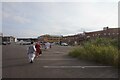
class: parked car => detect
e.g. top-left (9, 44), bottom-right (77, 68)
top-left (22, 41), bottom-right (31, 45)
top-left (61, 43), bottom-right (68, 46)
top-left (2, 42), bottom-right (11, 45)
top-left (2, 42), bottom-right (7, 45)
top-left (7, 42), bottom-right (11, 44)
top-left (17, 40), bottom-right (31, 45)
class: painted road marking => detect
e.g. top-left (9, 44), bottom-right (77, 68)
top-left (43, 66), bottom-right (112, 68)
top-left (37, 59), bottom-right (78, 60)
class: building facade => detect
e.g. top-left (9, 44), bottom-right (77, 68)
top-left (62, 34), bottom-right (85, 45)
top-left (38, 34), bottom-right (62, 43)
top-left (84, 27), bottom-right (119, 39)
top-left (17, 38), bottom-right (38, 42)
top-left (61, 27), bottom-right (119, 46)
top-left (2, 36), bottom-right (15, 43)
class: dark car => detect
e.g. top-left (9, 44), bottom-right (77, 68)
top-left (2, 42), bottom-right (7, 45)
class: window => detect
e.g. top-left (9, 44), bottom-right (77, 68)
top-left (104, 33), bottom-right (106, 35)
top-left (108, 33), bottom-right (110, 35)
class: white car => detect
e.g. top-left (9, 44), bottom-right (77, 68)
top-left (17, 40), bottom-right (31, 45)
top-left (61, 43), bottom-right (68, 46)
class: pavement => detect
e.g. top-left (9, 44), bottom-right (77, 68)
top-left (2, 44), bottom-right (118, 78)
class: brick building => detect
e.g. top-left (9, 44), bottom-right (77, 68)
top-left (62, 34), bottom-right (85, 45)
top-left (84, 27), bottom-right (119, 39)
top-left (38, 34), bottom-right (62, 43)
top-left (61, 27), bottom-right (119, 46)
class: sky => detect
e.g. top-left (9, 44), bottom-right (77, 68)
top-left (1, 0), bottom-right (119, 38)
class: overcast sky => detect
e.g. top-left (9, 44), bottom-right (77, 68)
top-left (1, 0), bottom-right (119, 38)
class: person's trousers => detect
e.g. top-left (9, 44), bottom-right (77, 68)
top-left (28, 53), bottom-right (35, 62)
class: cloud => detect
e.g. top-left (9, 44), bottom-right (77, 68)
top-left (1, 0), bottom-right (120, 3)
top-left (13, 15), bottom-right (31, 24)
top-left (2, 12), bottom-right (10, 18)
top-left (2, 2), bottom-right (118, 38)
top-left (3, 11), bottom-right (31, 24)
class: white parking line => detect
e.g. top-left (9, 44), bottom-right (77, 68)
top-left (37, 59), bottom-right (77, 60)
top-left (40, 55), bottom-right (67, 56)
top-left (43, 66), bottom-right (112, 68)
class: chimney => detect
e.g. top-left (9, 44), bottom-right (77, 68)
top-left (103, 26), bottom-right (109, 30)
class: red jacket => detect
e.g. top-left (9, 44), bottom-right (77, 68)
top-left (35, 43), bottom-right (41, 53)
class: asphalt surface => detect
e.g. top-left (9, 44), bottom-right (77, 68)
top-left (2, 44), bottom-right (118, 78)
top-left (0, 45), bottom-right (2, 79)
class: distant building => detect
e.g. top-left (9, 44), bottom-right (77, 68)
top-left (84, 27), bottom-right (119, 39)
top-left (62, 34), bottom-right (85, 45)
top-left (38, 34), bottom-right (62, 43)
top-left (61, 27), bottom-right (119, 46)
top-left (17, 38), bottom-right (38, 42)
top-left (2, 36), bottom-right (15, 43)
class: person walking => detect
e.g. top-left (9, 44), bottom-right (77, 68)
top-left (45, 42), bottom-right (50, 49)
top-left (27, 42), bottom-right (36, 63)
top-left (35, 42), bottom-right (41, 57)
